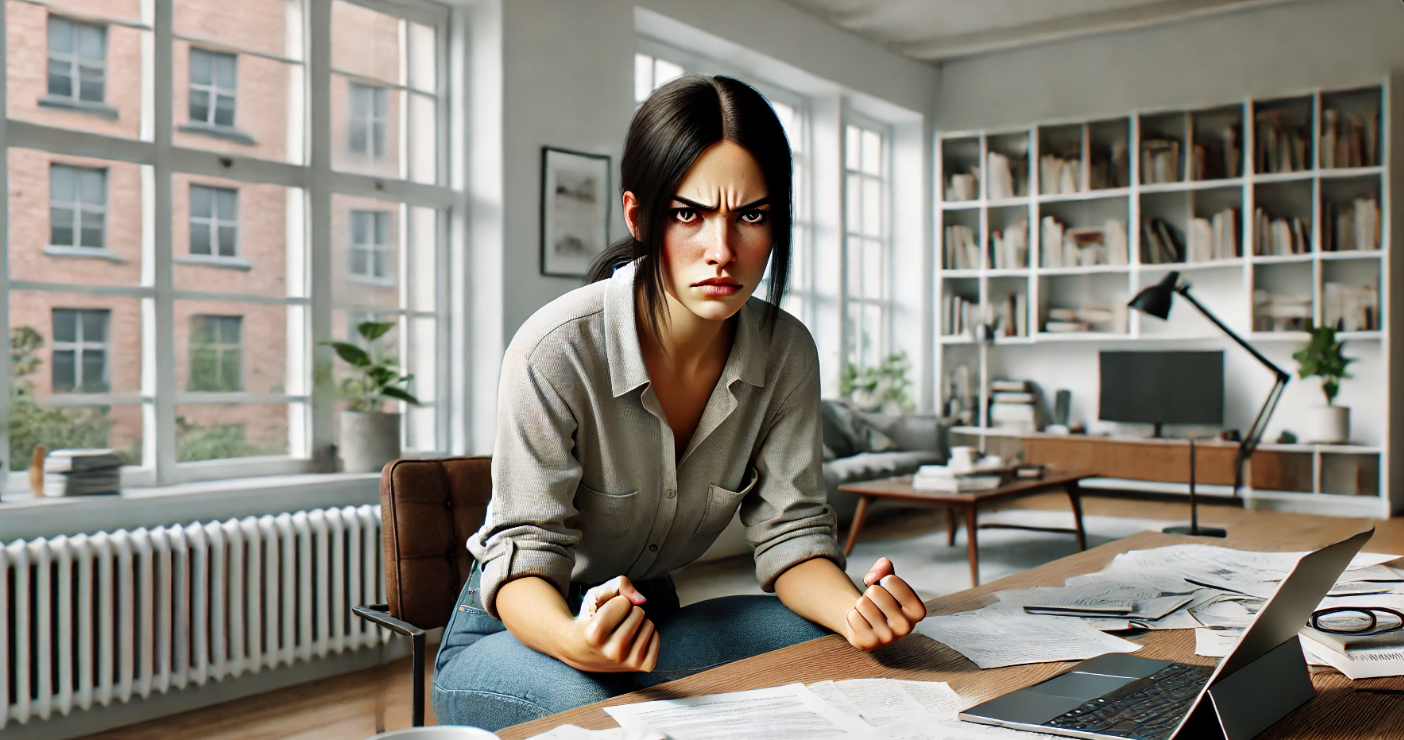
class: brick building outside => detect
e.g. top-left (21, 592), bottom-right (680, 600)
top-left (6, 0), bottom-right (410, 471)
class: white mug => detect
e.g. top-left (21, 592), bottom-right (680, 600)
top-left (369, 728), bottom-right (500, 740)
top-left (949, 446), bottom-right (975, 472)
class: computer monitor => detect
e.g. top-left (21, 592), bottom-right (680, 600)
top-left (1098, 350), bottom-right (1224, 437)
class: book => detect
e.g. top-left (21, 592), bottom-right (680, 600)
top-left (911, 473), bottom-right (1004, 493)
top-left (1301, 626), bottom-right (1404, 656)
top-left (989, 380), bottom-right (1029, 393)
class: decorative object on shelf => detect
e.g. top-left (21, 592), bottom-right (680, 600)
top-left (539, 146), bottom-right (611, 278)
top-left (28, 444), bottom-right (45, 498)
top-left (1292, 324), bottom-right (1355, 444)
top-left (323, 320), bottom-right (421, 474)
top-left (1129, 270), bottom-right (1291, 537)
top-left (840, 351), bottom-right (914, 415)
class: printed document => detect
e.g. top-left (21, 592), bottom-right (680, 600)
top-left (525, 725), bottom-right (665, 740)
top-left (603, 683), bottom-right (869, 740)
top-left (915, 608), bottom-right (1141, 669)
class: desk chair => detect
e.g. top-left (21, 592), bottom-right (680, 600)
top-left (353, 456), bottom-right (492, 727)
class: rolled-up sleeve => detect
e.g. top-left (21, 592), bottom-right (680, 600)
top-left (467, 347), bottom-right (582, 618)
top-left (741, 353), bottom-right (846, 592)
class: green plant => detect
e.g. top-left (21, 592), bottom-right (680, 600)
top-left (321, 321), bottom-right (420, 412)
top-left (176, 417), bottom-right (286, 462)
top-left (840, 351), bottom-right (914, 414)
top-left (8, 326), bottom-right (123, 470)
top-left (1291, 323), bottom-right (1354, 406)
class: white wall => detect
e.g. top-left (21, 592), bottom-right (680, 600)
top-left (937, 0), bottom-right (1404, 131)
top-left (462, 0), bottom-right (940, 452)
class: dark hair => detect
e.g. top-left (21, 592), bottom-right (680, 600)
top-left (586, 74), bottom-right (793, 344)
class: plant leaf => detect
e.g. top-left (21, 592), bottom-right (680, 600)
top-left (323, 341), bottom-right (371, 367)
top-left (358, 320), bottom-right (396, 342)
top-left (381, 386), bottom-right (420, 405)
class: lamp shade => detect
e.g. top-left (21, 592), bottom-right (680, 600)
top-left (1128, 271), bottom-right (1180, 320)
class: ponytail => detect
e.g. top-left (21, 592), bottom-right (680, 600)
top-left (585, 237), bottom-right (640, 284)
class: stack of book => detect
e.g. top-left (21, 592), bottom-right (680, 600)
top-left (1141, 218), bottom-right (1186, 264)
top-left (943, 294), bottom-right (979, 337)
top-left (1089, 138), bottom-right (1130, 189)
top-left (44, 449), bottom-right (123, 496)
top-left (1252, 290), bottom-right (1311, 332)
top-left (1255, 109), bottom-right (1310, 173)
top-left (989, 219), bottom-right (1028, 269)
top-left (1041, 218), bottom-right (1128, 268)
top-left (986, 151), bottom-right (1024, 199)
top-left (912, 465), bottom-right (1004, 493)
top-left (1142, 138), bottom-right (1181, 183)
top-left (1320, 108), bottom-right (1380, 169)
top-left (1190, 126), bottom-right (1241, 180)
top-left (1040, 151), bottom-right (1081, 194)
top-left (1323, 281), bottom-right (1380, 332)
top-left (1252, 209), bottom-right (1309, 256)
top-left (992, 293), bottom-right (1029, 338)
top-left (1323, 198), bottom-right (1381, 252)
top-left (988, 380), bottom-right (1038, 432)
top-left (946, 168), bottom-right (980, 201)
top-left (1044, 306), bottom-right (1125, 334)
top-left (1186, 207), bottom-right (1240, 262)
top-left (945, 225), bottom-right (979, 269)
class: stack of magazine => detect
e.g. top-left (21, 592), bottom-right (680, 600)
top-left (44, 449), bottom-right (123, 496)
top-left (912, 465), bottom-right (1003, 493)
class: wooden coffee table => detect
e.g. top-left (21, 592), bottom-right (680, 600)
top-left (838, 471), bottom-right (1094, 586)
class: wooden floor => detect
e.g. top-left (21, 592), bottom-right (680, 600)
top-left (79, 492), bottom-right (1402, 740)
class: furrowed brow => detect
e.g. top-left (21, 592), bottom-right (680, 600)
top-left (670, 195), bottom-right (771, 212)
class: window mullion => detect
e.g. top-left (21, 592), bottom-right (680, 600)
top-left (307, 0), bottom-right (334, 465)
top-left (150, 0), bottom-right (177, 484)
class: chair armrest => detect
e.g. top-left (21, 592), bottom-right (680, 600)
top-left (353, 604), bottom-right (426, 638)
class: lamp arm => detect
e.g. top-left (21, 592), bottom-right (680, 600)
top-left (1175, 285), bottom-right (1291, 499)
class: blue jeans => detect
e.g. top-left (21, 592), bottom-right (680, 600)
top-left (432, 564), bottom-right (829, 732)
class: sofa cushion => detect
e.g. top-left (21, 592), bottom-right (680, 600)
top-left (820, 400), bottom-right (869, 458)
top-left (823, 450), bottom-right (943, 487)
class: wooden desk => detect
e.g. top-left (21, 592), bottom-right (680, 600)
top-left (838, 471), bottom-right (1093, 587)
top-left (498, 531), bottom-right (1404, 740)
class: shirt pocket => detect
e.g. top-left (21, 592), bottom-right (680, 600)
top-left (573, 482), bottom-right (638, 538)
top-left (695, 466), bottom-right (759, 536)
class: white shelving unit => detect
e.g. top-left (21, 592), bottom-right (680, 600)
top-left (934, 78), bottom-right (1401, 517)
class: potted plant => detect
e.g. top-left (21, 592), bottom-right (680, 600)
top-left (1291, 323), bottom-right (1354, 444)
top-left (840, 351), bottom-right (915, 415)
top-left (323, 320), bottom-right (420, 473)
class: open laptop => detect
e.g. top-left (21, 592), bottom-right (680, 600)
top-left (960, 528), bottom-right (1374, 740)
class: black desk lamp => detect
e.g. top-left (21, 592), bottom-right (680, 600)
top-left (1128, 271), bottom-right (1291, 538)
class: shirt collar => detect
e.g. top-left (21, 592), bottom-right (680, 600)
top-left (603, 259), bottom-right (767, 398)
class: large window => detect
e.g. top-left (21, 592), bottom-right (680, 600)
top-left (46, 16), bottom-right (106, 106)
top-left (843, 119), bottom-right (889, 369)
top-left (3, 0), bottom-right (454, 490)
top-left (52, 308), bottom-right (110, 393)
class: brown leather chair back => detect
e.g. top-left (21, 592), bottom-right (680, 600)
top-left (378, 456), bottom-right (492, 629)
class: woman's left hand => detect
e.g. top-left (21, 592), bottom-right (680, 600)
top-left (843, 557), bottom-right (927, 651)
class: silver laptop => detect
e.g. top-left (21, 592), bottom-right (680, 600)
top-left (960, 529), bottom-right (1373, 740)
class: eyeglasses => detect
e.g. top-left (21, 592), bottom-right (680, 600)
top-left (1310, 606), bottom-right (1404, 636)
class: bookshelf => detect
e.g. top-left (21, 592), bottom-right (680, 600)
top-left (935, 79), bottom-right (1399, 516)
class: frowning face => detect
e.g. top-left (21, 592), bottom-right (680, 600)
top-left (624, 139), bottom-right (773, 323)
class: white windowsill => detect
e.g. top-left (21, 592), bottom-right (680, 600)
top-left (0, 471), bottom-right (381, 542)
top-left (43, 245), bottom-right (128, 262)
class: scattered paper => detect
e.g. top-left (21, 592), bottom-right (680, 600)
top-left (603, 684), bottom-right (869, 740)
top-left (916, 609), bottom-right (1141, 669)
top-left (1195, 627), bottom-right (1242, 658)
top-left (524, 725), bottom-right (665, 740)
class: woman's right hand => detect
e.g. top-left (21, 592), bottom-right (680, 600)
top-left (554, 576), bottom-right (660, 673)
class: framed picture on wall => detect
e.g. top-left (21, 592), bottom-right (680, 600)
top-left (540, 146), bottom-right (612, 278)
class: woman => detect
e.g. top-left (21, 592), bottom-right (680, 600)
top-left (433, 75), bottom-right (927, 731)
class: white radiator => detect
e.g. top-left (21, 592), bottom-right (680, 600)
top-left (1, 505), bottom-right (389, 729)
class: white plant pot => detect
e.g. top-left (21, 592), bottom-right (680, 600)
top-left (339, 410), bottom-right (401, 473)
top-left (1303, 405), bottom-right (1350, 444)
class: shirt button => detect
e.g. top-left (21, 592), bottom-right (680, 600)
top-left (665, 488), bottom-right (676, 499)
top-left (649, 544), bottom-right (659, 552)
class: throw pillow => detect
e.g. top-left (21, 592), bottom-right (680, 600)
top-left (821, 443), bottom-right (837, 461)
top-left (863, 424), bottom-right (900, 453)
top-left (819, 400), bottom-right (869, 458)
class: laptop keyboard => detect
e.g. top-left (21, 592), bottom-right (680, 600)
top-left (1042, 663), bottom-right (1215, 740)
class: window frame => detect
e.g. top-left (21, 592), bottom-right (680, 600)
top-left (187, 183), bottom-right (240, 261)
top-left (48, 163), bottom-right (108, 251)
top-left (347, 208), bottom-right (391, 283)
top-left (45, 15), bottom-right (108, 106)
top-left (347, 82), bottom-right (388, 158)
top-left (187, 314), bottom-right (243, 392)
top-left (841, 111), bottom-right (892, 371)
top-left (187, 47), bottom-right (238, 130)
top-left (1, 0), bottom-right (457, 494)
top-left (51, 307), bottom-right (111, 394)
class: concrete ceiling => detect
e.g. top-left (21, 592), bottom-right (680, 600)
top-left (780, 0), bottom-right (1304, 62)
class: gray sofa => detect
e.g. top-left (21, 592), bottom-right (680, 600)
top-left (696, 400), bottom-right (947, 563)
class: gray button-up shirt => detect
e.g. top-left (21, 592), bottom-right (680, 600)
top-left (468, 260), bottom-right (845, 617)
